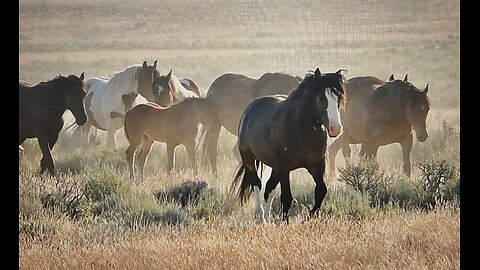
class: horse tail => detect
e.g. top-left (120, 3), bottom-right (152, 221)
top-left (230, 162), bottom-right (247, 204)
top-left (230, 161), bottom-right (259, 205)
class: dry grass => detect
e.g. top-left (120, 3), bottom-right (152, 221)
top-left (20, 207), bottom-right (459, 270)
top-left (19, 0), bottom-right (460, 269)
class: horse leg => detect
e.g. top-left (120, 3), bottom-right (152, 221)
top-left (105, 120), bottom-right (118, 150)
top-left (137, 136), bottom-right (154, 180)
top-left (37, 136), bottom-right (55, 176)
top-left (166, 143), bottom-right (178, 174)
top-left (308, 158), bottom-right (327, 218)
top-left (185, 142), bottom-right (197, 177)
top-left (125, 135), bottom-right (142, 179)
top-left (400, 133), bottom-right (413, 176)
top-left (206, 124), bottom-right (221, 176)
top-left (237, 149), bottom-right (263, 222)
top-left (277, 168), bottom-right (292, 224)
top-left (328, 133), bottom-right (346, 177)
top-left (263, 168), bottom-right (280, 223)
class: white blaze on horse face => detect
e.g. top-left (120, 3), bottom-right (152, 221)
top-left (326, 87), bottom-right (342, 137)
top-left (156, 85), bottom-right (164, 96)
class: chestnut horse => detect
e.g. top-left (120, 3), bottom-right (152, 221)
top-left (124, 97), bottom-right (217, 179)
top-left (328, 74), bottom-right (430, 176)
top-left (202, 72), bottom-right (303, 173)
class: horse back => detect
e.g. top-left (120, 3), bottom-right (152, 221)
top-left (340, 76), bottom-right (387, 142)
top-left (364, 82), bottom-right (413, 144)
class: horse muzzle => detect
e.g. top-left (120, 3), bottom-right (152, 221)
top-left (328, 124), bottom-right (343, 138)
top-left (76, 115), bottom-right (88, 126)
top-left (416, 133), bottom-right (428, 142)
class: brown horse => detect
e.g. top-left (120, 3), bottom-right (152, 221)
top-left (124, 97), bottom-right (217, 179)
top-left (328, 75), bottom-right (389, 174)
top-left (151, 69), bottom-right (202, 106)
top-left (202, 72), bottom-right (303, 171)
top-left (328, 74), bottom-right (430, 176)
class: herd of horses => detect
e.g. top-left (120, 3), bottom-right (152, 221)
top-left (19, 61), bottom-right (431, 223)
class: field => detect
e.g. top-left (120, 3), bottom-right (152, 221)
top-left (19, 0), bottom-right (460, 269)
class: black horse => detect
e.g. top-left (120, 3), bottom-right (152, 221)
top-left (231, 68), bottom-right (346, 223)
top-left (19, 73), bottom-right (87, 175)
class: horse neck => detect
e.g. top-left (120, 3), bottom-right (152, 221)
top-left (49, 80), bottom-right (68, 116)
top-left (106, 65), bottom-right (140, 96)
top-left (188, 99), bottom-right (214, 125)
top-left (285, 93), bottom-right (316, 126)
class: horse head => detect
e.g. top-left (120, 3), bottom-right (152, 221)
top-left (307, 68), bottom-right (346, 138)
top-left (137, 60), bottom-right (160, 102)
top-left (60, 72), bottom-right (87, 125)
top-left (152, 69), bottom-right (180, 106)
top-left (406, 82), bottom-right (430, 142)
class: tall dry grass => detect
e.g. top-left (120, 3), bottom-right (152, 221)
top-left (20, 207), bottom-right (459, 270)
top-left (19, 0), bottom-right (460, 269)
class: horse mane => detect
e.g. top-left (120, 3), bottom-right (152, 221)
top-left (103, 64), bottom-right (141, 95)
top-left (288, 71), bottom-right (346, 107)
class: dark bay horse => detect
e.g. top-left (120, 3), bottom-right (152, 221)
top-left (203, 72), bottom-right (303, 172)
top-left (328, 74), bottom-right (430, 176)
top-left (19, 73), bottom-right (87, 175)
top-left (124, 97), bottom-right (217, 179)
top-left (231, 69), bottom-right (346, 223)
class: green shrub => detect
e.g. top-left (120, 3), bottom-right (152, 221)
top-left (155, 180), bottom-right (214, 207)
top-left (385, 179), bottom-right (425, 210)
top-left (322, 188), bottom-right (372, 220)
top-left (337, 160), bottom-right (392, 198)
top-left (123, 203), bottom-right (191, 229)
top-left (417, 159), bottom-right (459, 209)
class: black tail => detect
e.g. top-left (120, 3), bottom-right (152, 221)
top-left (230, 161), bottom-right (260, 205)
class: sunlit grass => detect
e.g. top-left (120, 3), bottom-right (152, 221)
top-left (19, 0), bottom-right (459, 269)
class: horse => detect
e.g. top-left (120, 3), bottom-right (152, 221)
top-left (19, 73), bottom-right (87, 175)
top-left (124, 97), bottom-right (217, 179)
top-left (363, 75), bottom-right (430, 175)
top-left (230, 68), bottom-right (346, 224)
top-left (327, 75), bottom-right (390, 176)
top-left (79, 61), bottom-right (161, 149)
top-left (151, 69), bottom-right (202, 106)
top-left (202, 72), bottom-right (303, 173)
top-left (328, 74), bottom-right (430, 176)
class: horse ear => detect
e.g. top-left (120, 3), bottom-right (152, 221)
top-left (389, 74), bottom-right (394, 81)
top-left (403, 74), bottom-right (408, 82)
top-left (80, 72), bottom-right (84, 80)
top-left (143, 61), bottom-right (148, 69)
top-left (423, 84), bottom-right (429, 95)
top-left (314, 68), bottom-right (321, 78)
top-left (166, 69), bottom-right (173, 80)
top-left (153, 60), bottom-right (157, 68)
